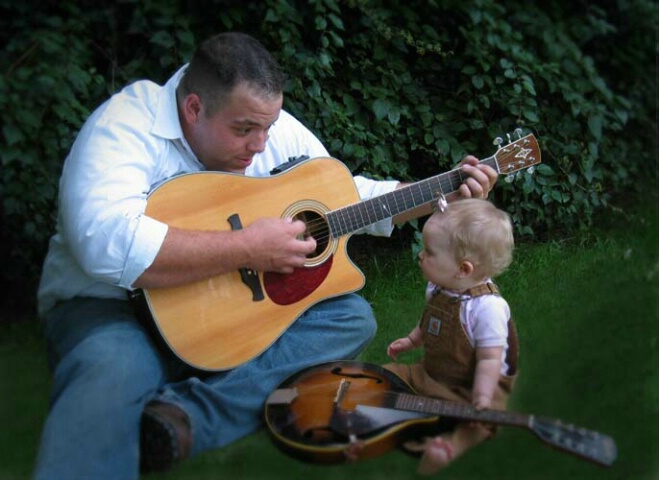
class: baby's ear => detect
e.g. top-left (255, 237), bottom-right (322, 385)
top-left (457, 260), bottom-right (475, 278)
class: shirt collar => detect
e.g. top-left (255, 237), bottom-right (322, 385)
top-left (151, 64), bottom-right (188, 141)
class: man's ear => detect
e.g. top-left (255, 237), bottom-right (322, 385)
top-left (457, 260), bottom-right (475, 278)
top-left (181, 93), bottom-right (202, 124)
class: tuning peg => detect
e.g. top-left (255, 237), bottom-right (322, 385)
top-left (527, 166), bottom-right (535, 175)
top-left (493, 137), bottom-right (504, 149)
top-left (514, 128), bottom-right (523, 138)
top-left (505, 174), bottom-right (515, 183)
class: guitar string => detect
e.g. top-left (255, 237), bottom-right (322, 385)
top-left (290, 169), bottom-right (468, 245)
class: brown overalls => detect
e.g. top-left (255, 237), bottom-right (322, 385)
top-left (384, 282), bottom-right (519, 411)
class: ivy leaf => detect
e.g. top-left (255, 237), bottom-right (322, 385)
top-left (521, 75), bottom-right (536, 95)
top-left (500, 58), bottom-right (513, 69)
top-left (150, 31), bottom-right (174, 49)
top-left (372, 99), bottom-right (390, 121)
top-left (315, 16), bottom-right (327, 30)
top-left (387, 106), bottom-right (401, 125)
top-left (306, 82), bottom-right (321, 98)
top-left (472, 75), bottom-right (484, 89)
top-left (342, 94), bottom-right (358, 115)
top-left (536, 164), bottom-right (555, 176)
top-left (522, 109), bottom-right (539, 122)
top-left (329, 31), bottom-right (344, 48)
top-left (328, 13), bottom-right (344, 30)
top-left (3, 124), bottom-right (24, 146)
top-left (588, 114), bottom-right (603, 140)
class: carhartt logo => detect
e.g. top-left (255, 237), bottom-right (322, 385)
top-left (428, 317), bottom-right (442, 336)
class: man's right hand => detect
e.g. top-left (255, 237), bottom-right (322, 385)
top-left (241, 217), bottom-right (317, 274)
top-left (133, 217), bottom-right (317, 289)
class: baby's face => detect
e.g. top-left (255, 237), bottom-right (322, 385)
top-left (418, 215), bottom-right (460, 289)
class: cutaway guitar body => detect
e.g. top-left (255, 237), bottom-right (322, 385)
top-left (140, 158), bottom-right (364, 371)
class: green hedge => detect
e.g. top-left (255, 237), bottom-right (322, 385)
top-left (0, 0), bottom-right (655, 309)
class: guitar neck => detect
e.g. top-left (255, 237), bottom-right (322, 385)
top-left (326, 132), bottom-right (540, 237)
top-left (326, 155), bottom-right (497, 238)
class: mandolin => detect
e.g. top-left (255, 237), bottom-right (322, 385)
top-left (131, 133), bottom-right (540, 371)
top-left (265, 361), bottom-right (617, 467)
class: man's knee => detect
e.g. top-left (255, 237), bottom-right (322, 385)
top-left (343, 294), bottom-right (377, 341)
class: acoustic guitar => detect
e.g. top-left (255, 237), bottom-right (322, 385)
top-left (131, 133), bottom-right (540, 371)
top-left (265, 360), bottom-right (617, 467)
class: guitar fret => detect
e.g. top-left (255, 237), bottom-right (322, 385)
top-left (356, 200), bottom-right (367, 229)
top-left (346, 202), bottom-right (360, 232)
top-left (367, 196), bottom-right (382, 223)
top-left (391, 189), bottom-right (402, 215)
top-left (326, 211), bottom-right (340, 238)
top-left (410, 182), bottom-right (424, 208)
top-left (328, 209), bottom-right (349, 237)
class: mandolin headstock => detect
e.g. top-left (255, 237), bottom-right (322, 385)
top-left (531, 416), bottom-right (617, 467)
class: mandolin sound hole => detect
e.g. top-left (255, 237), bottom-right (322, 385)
top-left (301, 426), bottom-right (340, 444)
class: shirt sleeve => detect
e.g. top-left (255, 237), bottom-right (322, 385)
top-left (465, 295), bottom-right (511, 348)
top-left (58, 95), bottom-right (169, 289)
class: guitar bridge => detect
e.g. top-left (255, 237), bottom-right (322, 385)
top-left (227, 213), bottom-right (264, 301)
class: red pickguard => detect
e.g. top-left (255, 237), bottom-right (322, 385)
top-left (264, 257), bottom-right (334, 305)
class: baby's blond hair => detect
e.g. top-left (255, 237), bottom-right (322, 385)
top-left (428, 198), bottom-right (514, 278)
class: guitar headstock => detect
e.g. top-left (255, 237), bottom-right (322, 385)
top-left (492, 130), bottom-right (541, 177)
top-left (531, 416), bottom-right (617, 467)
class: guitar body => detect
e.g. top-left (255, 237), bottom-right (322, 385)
top-left (140, 158), bottom-right (365, 371)
top-left (264, 361), bottom-right (441, 464)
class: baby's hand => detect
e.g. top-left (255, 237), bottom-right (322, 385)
top-left (387, 337), bottom-right (414, 360)
top-left (472, 394), bottom-right (492, 411)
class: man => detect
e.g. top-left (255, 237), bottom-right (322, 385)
top-left (33, 32), bottom-right (497, 479)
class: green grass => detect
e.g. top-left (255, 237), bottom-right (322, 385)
top-left (1, 196), bottom-right (656, 480)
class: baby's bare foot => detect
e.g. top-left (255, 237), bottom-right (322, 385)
top-left (343, 440), bottom-right (364, 463)
top-left (417, 437), bottom-right (454, 475)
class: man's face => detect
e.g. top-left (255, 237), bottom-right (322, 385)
top-left (182, 82), bottom-right (283, 173)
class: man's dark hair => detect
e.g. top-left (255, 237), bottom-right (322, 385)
top-left (177, 32), bottom-right (286, 115)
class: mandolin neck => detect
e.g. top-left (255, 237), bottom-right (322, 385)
top-left (394, 392), bottom-right (531, 428)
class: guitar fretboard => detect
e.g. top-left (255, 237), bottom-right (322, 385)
top-left (394, 392), bottom-right (530, 428)
top-left (326, 156), bottom-right (498, 237)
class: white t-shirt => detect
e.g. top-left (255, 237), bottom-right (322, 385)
top-left (37, 65), bottom-right (399, 316)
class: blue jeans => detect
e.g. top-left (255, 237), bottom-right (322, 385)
top-left (32, 294), bottom-right (376, 480)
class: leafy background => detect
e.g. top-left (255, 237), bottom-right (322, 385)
top-left (0, 0), bottom-right (656, 317)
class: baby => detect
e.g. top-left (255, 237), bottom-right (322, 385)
top-left (385, 198), bottom-right (519, 475)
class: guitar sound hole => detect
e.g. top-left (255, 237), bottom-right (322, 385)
top-left (294, 210), bottom-right (329, 258)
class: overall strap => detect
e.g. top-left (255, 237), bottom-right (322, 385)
top-left (464, 282), bottom-right (499, 298)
